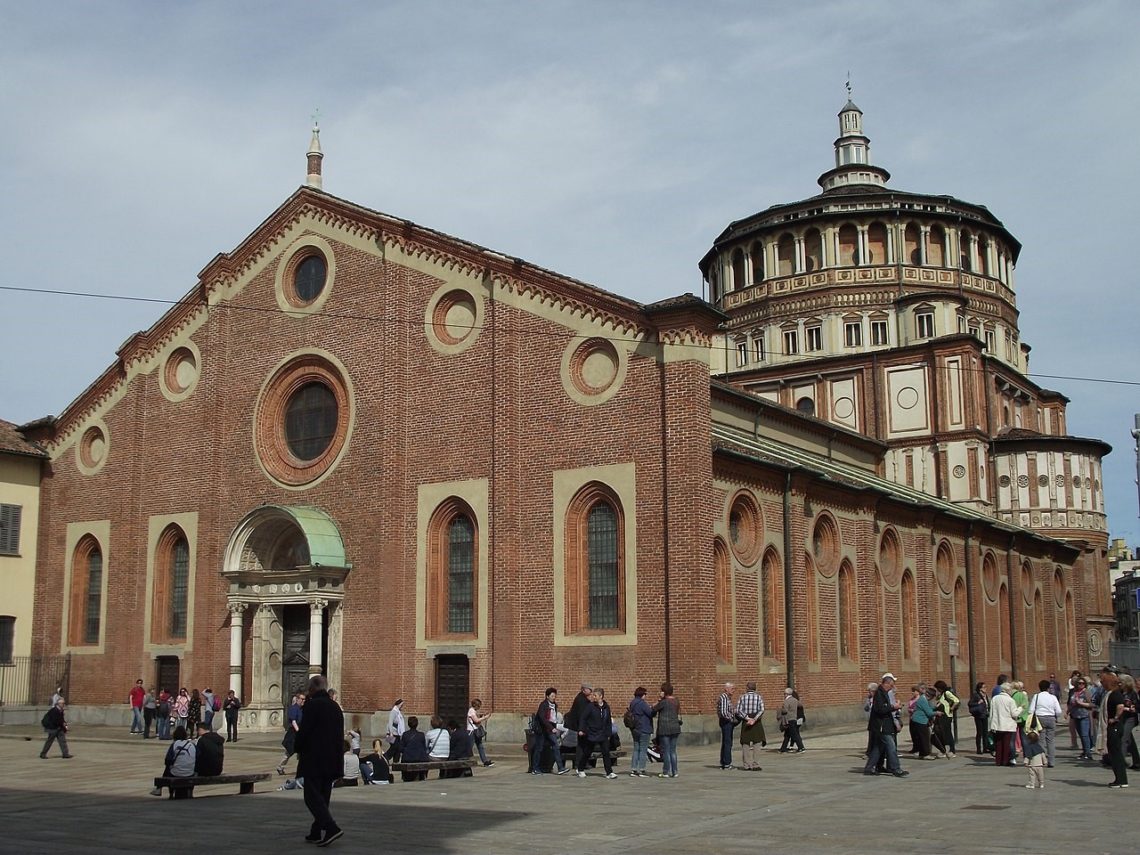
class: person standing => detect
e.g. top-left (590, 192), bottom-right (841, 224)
top-left (128, 679), bottom-right (145, 735)
top-left (578, 688), bottom-right (617, 778)
top-left (626, 687), bottom-right (654, 777)
top-left (1102, 669), bottom-right (1129, 788)
top-left (142, 687), bottom-right (157, 739)
top-left (294, 675), bottom-right (345, 846)
top-left (39, 697), bottom-right (74, 759)
top-left (466, 698), bottom-right (494, 768)
top-left (735, 682), bottom-right (765, 771)
top-left (563, 683), bottom-right (594, 775)
top-left (652, 683), bottom-right (682, 778)
top-left (863, 673), bottom-right (908, 778)
top-left (187, 689), bottom-right (203, 732)
top-left (909, 688), bottom-right (936, 759)
top-left (1028, 679), bottom-right (1064, 768)
top-left (716, 682), bottom-right (737, 770)
top-left (156, 688), bottom-right (172, 740)
top-left (174, 688), bottom-right (190, 732)
top-left (990, 683), bottom-right (1022, 767)
top-left (968, 682), bottom-right (992, 755)
top-left (1120, 674), bottom-right (1140, 771)
top-left (529, 687), bottom-right (568, 775)
top-left (1068, 677), bottom-right (1094, 759)
top-left (384, 699), bottom-right (406, 762)
top-left (278, 692), bottom-right (304, 775)
top-left (777, 688), bottom-right (805, 753)
top-left (932, 680), bottom-right (958, 758)
top-left (202, 687), bottom-right (216, 732)
top-left (222, 689), bottom-right (242, 743)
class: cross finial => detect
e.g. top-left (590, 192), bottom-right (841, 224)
top-left (845, 73), bottom-right (852, 100)
top-left (311, 107), bottom-right (321, 129)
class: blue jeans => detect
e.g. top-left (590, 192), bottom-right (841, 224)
top-left (631, 731), bottom-right (650, 772)
top-left (157, 714), bottom-right (170, 740)
top-left (530, 730), bottom-right (565, 773)
top-left (131, 707), bottom-right (144, 733)
top-left (474, 734), bottom-right (489, 764)
top-left (1074, 717), bottom-right (1091, 756)
top-left (719, 720), bottom-right (735, 767)
top-left (658, 734), bottom-right (678, 776)
top-left (865, 729), bottom-right (901, 773)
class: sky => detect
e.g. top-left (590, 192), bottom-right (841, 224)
top-left (2, 0), bottom-right (1138, 542)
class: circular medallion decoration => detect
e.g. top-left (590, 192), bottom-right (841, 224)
top-left (1055, 475), bottom-right (1065, 488)
top-left (560, 335), bottom-right (627, 407)
top-left (811, 513), bottom-right (840, 577)
top-left (1072, 476), bottom-right (1082, 489)
top-left (1017, 475), bottom-right (1029, 488)
top-left (160, 343), bottom-right (201, 402)
top-left (1038, 474), bottom-right (1049, 488)
top-left (1021, 562), bottom-right (1034, 605)
top-left (833, 396), bottom-right (854, 420)
top-left (1087, 629), bottom-right (1103, 658)
top-left (981, 552), bottom-right (999, 601)
top-left (952, 465), bottom-right (966, 479)
top-left (896, 386), bottom-right (920, 410)
top-left (999, 475), bottom-right (1011, 488)
top-left (75, 420), bottom-right (110, 475)
top-left (425, 282), bottom-right (485, 355)
top-left (254, 350), bottom-right (354, 489)
top-left (877, 528), bottom-right (902, 587)
top-left (727, 490), bottom-right (763, 566)
top-left (431, 289), bottom-right (478, 345)
top-left (934, 541), bottom-right (954, 595)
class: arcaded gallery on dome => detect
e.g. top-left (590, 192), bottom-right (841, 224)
top-left (22, 102), bottom-right (1113, 733)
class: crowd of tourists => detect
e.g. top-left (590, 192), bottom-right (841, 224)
top-left (127, 680), bottom-right (242, 742)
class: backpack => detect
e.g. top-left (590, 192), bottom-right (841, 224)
top-left (622, 704), bottom-right (638, 731)
top-left (212, 696), bottom-right (222, 712)
top-left (41, 711), bottom-right (52, 729)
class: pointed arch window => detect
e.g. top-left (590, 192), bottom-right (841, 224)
top-left (901, 571), bottom-right (917, 661)
top-left (565, 484), bottom-right (625, 634)
top-left (999, 584), bottom-right (1011, 665)
top-left (152, 526), bottom-right (190, 643)
top-left (761, 548), bottom-right (784, 660)
top-left (714, 538), bottom-right (732, 663)
top-left (953, 576), bottom-right (969, 662)
top-left (69, 536), bottom-right (103, 647)
top-left (838, 561), bottom-right (857, 660)
top-left (427, 499), bottom-right (479, 638)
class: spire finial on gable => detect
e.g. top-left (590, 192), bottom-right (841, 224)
top-left (306, 110), bottom-right (323, 190)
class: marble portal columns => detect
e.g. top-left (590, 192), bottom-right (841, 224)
top-left (227, 601), bottom-right (247, 694)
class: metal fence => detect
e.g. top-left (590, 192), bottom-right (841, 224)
top-left (0, 655), bottom-right (71, 707)
top-left (1109, 641), bottom-right (1140, 675)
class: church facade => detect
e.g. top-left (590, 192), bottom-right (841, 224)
top-left (24, 112), bottom-right (1112, 734)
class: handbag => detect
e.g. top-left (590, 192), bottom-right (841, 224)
top-left (474, 724), bottom-right (486, 742)
top-left (622, 704), bottom-right (638, 731)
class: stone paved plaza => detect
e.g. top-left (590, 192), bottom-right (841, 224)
top-left (0, 724), bottom-right (1125, 854)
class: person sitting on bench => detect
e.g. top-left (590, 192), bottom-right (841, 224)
top-left (398, 716), bottom-right (429, 781)
top-left (443, 719), bottom-right (474, 778)
top-left (150, 726), bottom-right (196, 796)
top-left (195, 720), bottom-right (225, 776)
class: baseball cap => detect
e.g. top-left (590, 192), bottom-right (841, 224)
top-left (881, 673), bottom-right (896, 681)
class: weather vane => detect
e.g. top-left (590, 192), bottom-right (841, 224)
top-left (846, 72), bottom-right (852, 100)
top-left (311, 107), bottom-right (321, 128)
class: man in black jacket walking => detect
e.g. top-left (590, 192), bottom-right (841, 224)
top-left (295, 675), bottom-right (345, 847)
top-left (863, 673), bottom-right (909, 778)
top-left (564, 682), bottom-right (594, 774)
top-left (40, 697), bottom-right (74, 759)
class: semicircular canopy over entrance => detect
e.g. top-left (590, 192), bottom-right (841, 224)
top-left (223, 505), bottom-right (347, 574)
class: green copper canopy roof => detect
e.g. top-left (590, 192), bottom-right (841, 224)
top-left (275, 504), bottom-right (347, 567)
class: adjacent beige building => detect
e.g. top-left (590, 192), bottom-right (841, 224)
top-left (0, 419), bottom-right (47, 706)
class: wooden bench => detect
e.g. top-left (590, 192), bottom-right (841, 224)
top-left (391, 758), bottom-right (476, 779)
top-left (153, 773), bottom-right (271, 799)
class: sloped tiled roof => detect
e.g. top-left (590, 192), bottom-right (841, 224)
top-left (0, 419), bottom-right (48, 459)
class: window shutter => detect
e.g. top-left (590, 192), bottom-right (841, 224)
top-left (0, 504), bottom-right (20, 554)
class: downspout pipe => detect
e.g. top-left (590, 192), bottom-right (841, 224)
top-left (783, 470), bottom-right (796, 690)
top-left (964, 523), bottom-right (978, 691)
top-left (659, 342), bottom-right (672, 684)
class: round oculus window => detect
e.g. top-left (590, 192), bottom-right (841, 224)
top-left (284, 382), bottom-right (338, 461)
top-left (254, 352), bottom-right (352, 488)
top-left (293, 255), bottom-right (327, 304)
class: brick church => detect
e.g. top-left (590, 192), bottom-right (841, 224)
top-left (24, 102), bottom-right (1113, 735)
